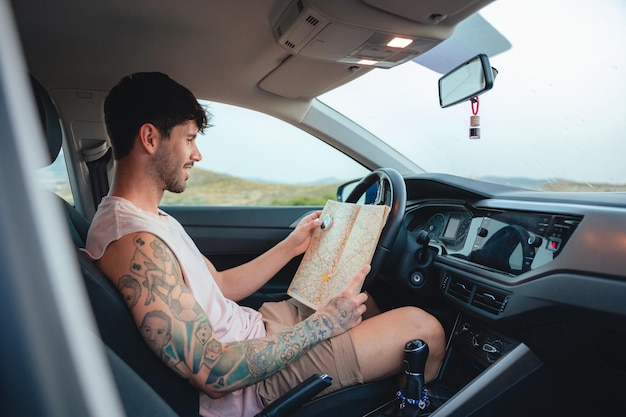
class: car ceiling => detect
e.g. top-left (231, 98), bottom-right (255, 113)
top-left (11, 0), bottom-right (494, 123)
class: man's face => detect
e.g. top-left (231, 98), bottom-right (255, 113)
top-left (152, 120), bottom-right (202, 193)
top-left (141, 315), bottom-right (171, 351)
top-left (120, 285), bottom-right (139, 309)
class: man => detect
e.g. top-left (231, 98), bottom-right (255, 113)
top-left (85, 72), bottom-right (444, 417)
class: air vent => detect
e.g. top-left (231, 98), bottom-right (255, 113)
top-left (472, 285), bottom-right (508, 315)
top-left (272, 1), bottom-right (325, 53)
top-left (447, 277), bottom-right (472, 302)
top-left (305, 15), bottom-right (320, 26)
top-left (444, 274), bottom-right (509, 315)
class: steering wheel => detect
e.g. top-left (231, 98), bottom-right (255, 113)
top-left (469, 224), bottom-right (534, 274)
top-left (344, 168), bottom-right (407, 289)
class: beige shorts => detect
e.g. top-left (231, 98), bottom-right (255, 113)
top-left (255, 298), bottom-right (363, 406)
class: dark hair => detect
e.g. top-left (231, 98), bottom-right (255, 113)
top-left (104, 72), bottom-right (211, 160)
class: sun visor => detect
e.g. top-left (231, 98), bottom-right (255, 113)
top-left (414, 13), bottom-right (511, 74)
top-left (362, 0), bottom-right (493, 26)
top-left (259, 55), bottom-right (373, 98)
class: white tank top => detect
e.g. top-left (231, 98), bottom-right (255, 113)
top-left (85, 196), bottom-right (265, 417)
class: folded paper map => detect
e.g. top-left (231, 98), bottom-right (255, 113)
top-left (287, 200), bottom-right (391, 310)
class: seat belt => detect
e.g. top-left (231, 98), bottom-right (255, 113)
top-left (83, 141), bottom-right (112, 209)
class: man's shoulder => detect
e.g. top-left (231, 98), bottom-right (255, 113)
top-left (87, 196), bottom-right (158, 258)
top-left (92, 196), bottom-right (154, 227)
top-left (92, 196), bottom-right (125, 221)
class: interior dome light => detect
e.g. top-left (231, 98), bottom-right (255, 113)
top-left (387, 37), bottom-right (414, 48)
top-left (357, 59), bottom-right (379, 66)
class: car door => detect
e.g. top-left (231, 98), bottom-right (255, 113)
top-left (164, 205), bottom-right (320, 308)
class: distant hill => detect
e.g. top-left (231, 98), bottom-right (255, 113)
top-left (478, 176), bottom-right (626, 192)
top-left (166, 170), bottom-right (626, 207)
top-left (40, 165), bottom-right (626, 207)
top-left (161, 168), bottom-right (340, 206)
top-left (477, 176), bottom-right (548, 189)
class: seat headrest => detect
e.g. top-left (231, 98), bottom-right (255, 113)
top-left (30, 75), bottom-right (63, 166)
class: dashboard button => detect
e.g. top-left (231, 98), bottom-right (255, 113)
top-left (547, 237), bottom-right (561, 251)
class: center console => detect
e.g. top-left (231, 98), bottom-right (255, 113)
top-left (429, 314), bottom-right (579, 416)
top-left (364, 315), bottom-right (545, 417)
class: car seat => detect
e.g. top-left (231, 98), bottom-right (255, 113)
top-left (33, 74), bottom-right (187, 416)
top-left (32, 75), bottom-right (398, 417)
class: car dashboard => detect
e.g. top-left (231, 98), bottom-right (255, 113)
top-left (378, 173), bottom-right (626, 416)
top-left (407, 203), bottom-right (580, 276)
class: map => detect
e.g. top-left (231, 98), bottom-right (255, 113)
top-left (287, 200), bottom-right (390, 310)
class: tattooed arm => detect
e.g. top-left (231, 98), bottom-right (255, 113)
top-left (96, 231), bottom-right (369, 398)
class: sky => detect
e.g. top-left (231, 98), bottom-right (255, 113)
top-left (195, 102), bottom-right (369, 184)
top-left (196, 0), bottom-right (626, 185)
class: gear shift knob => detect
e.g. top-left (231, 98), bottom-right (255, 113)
top-left (397, 339), bottom-right (429, 413)
top-left (403, 339), bottom-right (429, 376)
top-left (378, 339), bottom-right (430, 416)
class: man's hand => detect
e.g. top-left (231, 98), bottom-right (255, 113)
top-left (315, 264), bottom-right (370, 335)
top-left (284, 211), bottom-right (322, 257)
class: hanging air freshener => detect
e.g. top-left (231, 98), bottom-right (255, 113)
top-left (469, 96), bottom-right (480, 139)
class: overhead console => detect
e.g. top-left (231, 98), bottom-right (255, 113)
top-left (407, 204), bottom-right (582, 276)
top-left (261, 0), bottom-right (495, 99)
top-left (271, 0), bottom-right (454, 69)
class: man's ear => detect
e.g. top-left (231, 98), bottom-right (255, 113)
top-left (138, 123), bottom-right (159, 155)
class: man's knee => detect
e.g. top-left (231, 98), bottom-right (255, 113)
top-left (400, 306), bottom-right (445, 353)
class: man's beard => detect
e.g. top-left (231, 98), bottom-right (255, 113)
top-left (153, 148), bottom-right (187, 193)
top-left (165, 173), bottom-right (187, 194)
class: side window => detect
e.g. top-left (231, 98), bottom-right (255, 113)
top-left (162, 102), bottom-right (368, 206)
top-left (38, 149), bottom-right (74, 204)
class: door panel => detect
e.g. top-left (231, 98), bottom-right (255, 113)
top-left (162, 205), bottom-right (322, 308)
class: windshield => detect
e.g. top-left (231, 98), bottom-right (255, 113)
top-left (319, 0), bottom-right (626, 191)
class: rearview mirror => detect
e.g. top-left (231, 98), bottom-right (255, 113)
top-left (438, 54), bottom-right (496, 108)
